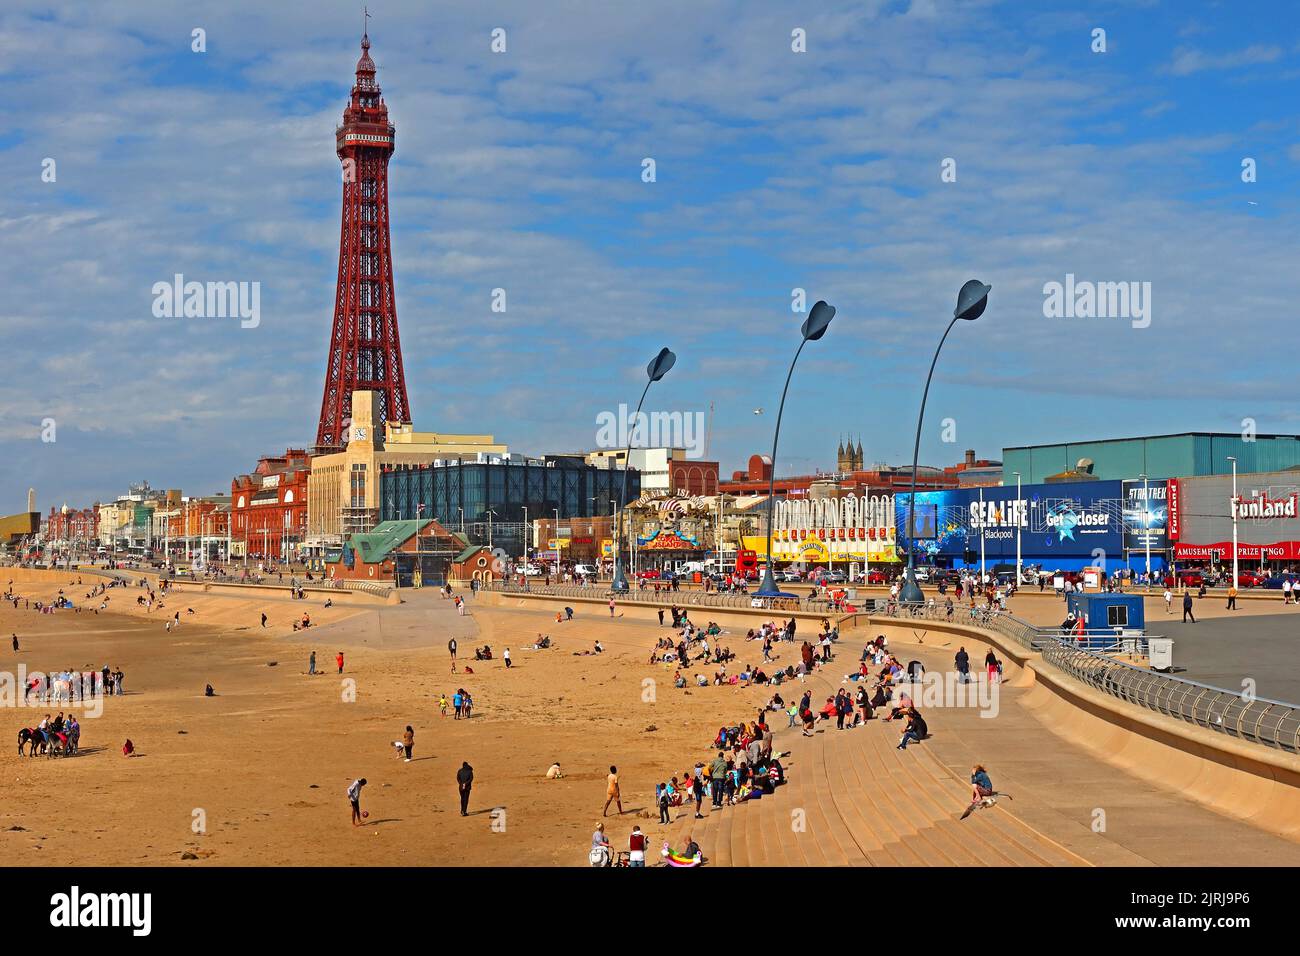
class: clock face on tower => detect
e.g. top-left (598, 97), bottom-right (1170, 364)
top-left (352, 427), bottom-right (368, 442)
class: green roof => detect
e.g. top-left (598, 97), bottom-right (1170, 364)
top-left (454, 544), bottom-right (485, 563)
top-left (349, 520), bottom-right (424, 565)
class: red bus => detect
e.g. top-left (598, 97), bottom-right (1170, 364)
top-left (735, 549), bottom-right (759, 580)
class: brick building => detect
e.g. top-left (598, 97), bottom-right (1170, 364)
top-left (231, 449), bottom-right (311, 561)
top-left (45, 506), bottom-right (99, 548)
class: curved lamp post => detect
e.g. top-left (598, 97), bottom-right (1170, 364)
top-left (899, 279), bottom-right (990, 605)
top-left (756, 300), bottom-right (836, 597)
top-left (611, 347), bottom-right (676, 592)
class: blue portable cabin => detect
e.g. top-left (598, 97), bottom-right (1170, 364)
top-left (1065, 592), bottom-right (1145, 636)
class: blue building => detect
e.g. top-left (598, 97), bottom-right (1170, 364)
top-left (379, 456), bottom-right (639, 559)
top-left (896, 478), bottom-right (1167, 573)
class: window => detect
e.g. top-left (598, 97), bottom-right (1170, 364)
top-left (1106, 605), bottom-right (1129, 628)
top-left (350, 464), bottom-right (367, 509)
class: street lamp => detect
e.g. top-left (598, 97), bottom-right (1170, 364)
top-left (1139, 473), bottom-right (1150, 588)
top-left (900, 279), bottom-right (991, 605)
top-left (612, 347), bottom-right (677, 592)
top-left (1227, 456), bottom-right (1239, 590)
top-left (1013, 471), bottom-right (1022, 587)
top-left (756, 300), bottom-right (836, 597)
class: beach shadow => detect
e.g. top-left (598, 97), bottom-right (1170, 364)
top-left (465, 807), bottom-right (501, 817)
top-left (363, 817), bottom-right (402, 826)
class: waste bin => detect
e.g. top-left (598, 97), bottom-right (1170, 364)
top-left (1148, 638), bottom-right (1174, 672)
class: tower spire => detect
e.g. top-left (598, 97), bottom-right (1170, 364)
top-left (315, 23), bottom-right (409, 452)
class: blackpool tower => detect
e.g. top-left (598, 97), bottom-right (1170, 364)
top-left (315, 26), bottom-right (411, 452)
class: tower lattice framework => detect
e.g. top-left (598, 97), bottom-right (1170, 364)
top-left (315, 29), bottom-right (410, 451)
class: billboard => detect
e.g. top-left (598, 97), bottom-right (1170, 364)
top-left (1122, 479), bottom-right (1168, 552)
top-left (895, 480), bottom-right (1125, 564)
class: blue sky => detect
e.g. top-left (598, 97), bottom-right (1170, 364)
top-left (2, 0), bottom-right (1298, 510)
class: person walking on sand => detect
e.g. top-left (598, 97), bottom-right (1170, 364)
top-left (603, 765), bottom-right (623, 817)
top-left (261, 612), bottom-right (268, 628)
top-left (503, 647), bottom-right (512, 669)
top-left (457, 761), bottom-right (474, 816)
top-left (658, 608), bottom-right (664, 626)
top-left (448, 637), bottom-right (457, 662)
top-left (439, 693), bottom-right (449, 717)
top-left (336, 651), bottom-right (345, 673)
top-left (11, 633), bottom-right (17, 652)
top-left (402, 725), bottom-right (414, 762)
top-left (609, 598), bottom-right (616, 618)
top-left (309, 650), bottom-right (316, 675)
top-left (1182, 589), bottom-right (1196, 623)
top-left (348, 777), bottom-right (367, 826)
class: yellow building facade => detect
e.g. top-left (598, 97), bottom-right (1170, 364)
top-left (306, 390), bottom-right (508, 546)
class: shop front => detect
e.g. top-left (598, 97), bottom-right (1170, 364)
top-left (1170, 472), bottom-right (1300, 574)
top-left (751, 493), bottom-right (899, 572)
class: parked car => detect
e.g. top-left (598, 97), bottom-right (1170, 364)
top-left (1263, 573), bottom-right (1299, 590)
top-left (636, 569), bottom-right (661, 580)
top-left (573, 564), bottom-right (597, 578)
top-left (778, 569), bottom-right (803, 583)
top-left (814, 570), bottom-right (847, 585)
top-left (1236, 570), bottom-right (1265, 588)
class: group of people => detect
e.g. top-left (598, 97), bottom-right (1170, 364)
top-left (440, 688), bottom-right (475, 719)
top-left (24, 665), bottom-right (123, 702)
top-left (23, 712), bottom-right (81, 755)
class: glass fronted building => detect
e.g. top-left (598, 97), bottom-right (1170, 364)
top-left (379, 456), bottom-right (639, 558)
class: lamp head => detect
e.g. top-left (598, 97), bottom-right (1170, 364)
top-left (954, 280), bottom-right (991, 321)
top-left (647, 347), bottom-right (676, 382)
top-left (801, 300), bottom-right (835, 341)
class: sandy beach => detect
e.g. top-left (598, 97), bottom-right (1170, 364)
top-left (0, 568), bottom-right (777, 866)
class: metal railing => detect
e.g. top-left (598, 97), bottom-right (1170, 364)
top-left (1040, 641), bottom-right (1300, 754)
top-left (870, 603), bottom-right (1300, 754)
top-left (483, 580), bottom-right (838, 614)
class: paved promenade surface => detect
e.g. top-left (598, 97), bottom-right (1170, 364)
top-left (668, 614), bottom-right (1300, 866)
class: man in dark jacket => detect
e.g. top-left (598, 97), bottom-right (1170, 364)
top-left (1182, 590), bottom-right (1196, 623)
top-left (456, 761), bottom-right (474, 816)
top-left (955, 647), bottom-right (970, 683)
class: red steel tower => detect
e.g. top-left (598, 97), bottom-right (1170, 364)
top-left (315, 28), bottom-right (411, 452)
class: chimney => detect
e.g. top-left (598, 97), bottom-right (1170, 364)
top-left (964, 449), bottom-right (975, 467)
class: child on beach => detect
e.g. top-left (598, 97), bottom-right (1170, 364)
top-left (439, 694), bottom-right (449, 717)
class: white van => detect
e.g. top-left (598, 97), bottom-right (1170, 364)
top-left (574, 564), bottom-right (598, 578)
